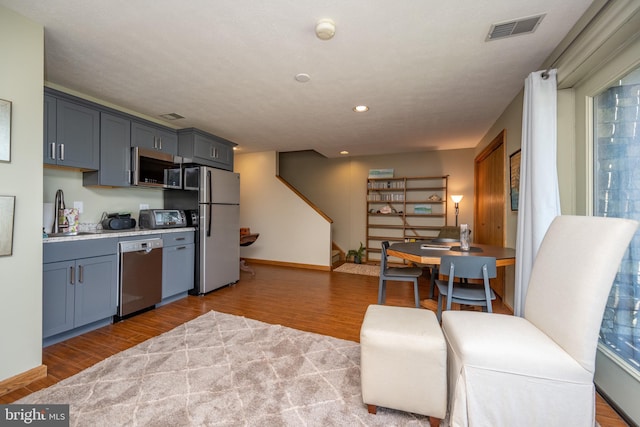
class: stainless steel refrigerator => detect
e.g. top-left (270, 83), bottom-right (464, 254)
top-left (164, 167), bottom-right (240, 294)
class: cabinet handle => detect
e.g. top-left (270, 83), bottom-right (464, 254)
top-left (50, 142), bottom-right (56, 160)
top-left (153, 136), bottom-right (158, 149)
top-left (213, 147), bottom-right (218, 158)
top-left (210, 147), bottom-right (214, 158)
top-left (78, 265), bottom-right (84, 283)
top-left (70, 266), bottom-right (75, 285)
top-left (59, 143), bottom-right (65, 161)
top-left (175, 237), bottom-right (185, 241)
top-left (159, 137), bottom-right (162, 150)
top-left (176, 246), bottom-right (187, 250)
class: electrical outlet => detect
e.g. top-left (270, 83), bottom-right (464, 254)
top-left (139, 204), bottom-right (149, 210)
top-left (73, 201), bottom-right (83, 214)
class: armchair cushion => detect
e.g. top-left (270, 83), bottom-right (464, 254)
top-left (443, 311), bottom-right (592, 382)
top-left (442, 311), bottom-right (595, 426)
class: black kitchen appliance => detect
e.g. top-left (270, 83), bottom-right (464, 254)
top-left (101, 213), bottom-right (136, 230)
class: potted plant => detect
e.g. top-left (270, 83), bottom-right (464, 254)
top-left (346, 242), bottom-right (366, 264)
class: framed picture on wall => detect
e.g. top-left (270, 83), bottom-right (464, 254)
top-left (0, 195), bottom-right (15, 256)
top-left (510, 149), bottom-right (521, 211)
top-left (0, 99), bottom-right (11, 162)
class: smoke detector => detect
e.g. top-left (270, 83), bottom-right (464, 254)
top-left (315, 18), bottom-right (336, 40)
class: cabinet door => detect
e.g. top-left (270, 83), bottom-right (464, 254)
top-left (43, 261), bottom-right (74, 338)
top-left (157, 128), bottom-right (178, 155)
top-left (162, 243), bottom-right (195, 298)
top-left (131, 122), bottom-right (177, 155)
top-left (98, 112), bottom-right (131, 186)
top-left (131, 121), bottom-right (157, 150)
top-left (55, 99), bottom-right (100, 169)
top-left (43, 94), bottom-right (57, 166)
top-left (74, 255), bottom-right (117, 327)
top-left (211, 139), bottom-right (233, 170)
top-left (192, 134), bottom-right (233, 170)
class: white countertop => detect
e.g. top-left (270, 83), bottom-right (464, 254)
top-left (43, 227), bottom-right (195, 243)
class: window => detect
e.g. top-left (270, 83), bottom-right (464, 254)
top-left (594, 66), bottom-right (640, 373)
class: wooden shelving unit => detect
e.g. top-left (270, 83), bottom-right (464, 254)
top-left (366, 175), bottom-right (448, 263)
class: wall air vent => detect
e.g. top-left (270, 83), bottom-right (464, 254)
top-left (486, 14), bottom-right (545, 41)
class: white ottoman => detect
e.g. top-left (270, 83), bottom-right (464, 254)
top-left (360, 304), bottom-right (447, 427)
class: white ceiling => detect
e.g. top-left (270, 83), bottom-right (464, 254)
top-left (0, 0), bottom-right (593, 157)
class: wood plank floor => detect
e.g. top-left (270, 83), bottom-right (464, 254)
top-left (0, 264), bottom-right (629, 426)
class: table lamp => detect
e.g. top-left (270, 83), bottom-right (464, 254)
top-left (451, 195), bottom-right (463, 227)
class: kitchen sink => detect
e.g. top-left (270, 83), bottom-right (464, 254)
top-left (45, 231), bottom-right (96, 238)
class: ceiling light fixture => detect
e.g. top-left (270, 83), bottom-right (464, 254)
top-left (295, 73), bottom-right (311, 83)
top-left (353, 105), bottom-right (369, 112)
top-left (315, 18), bottom-right (336, 40)
top-left (340, 150), bottom-right (349, 155)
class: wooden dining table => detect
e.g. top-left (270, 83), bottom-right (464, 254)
top-left (386, 241), bottom-right (516, 310)
top-left (386, 241), bottom-right (516, 267)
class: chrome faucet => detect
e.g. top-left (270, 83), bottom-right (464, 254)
top-left (53, 189), bottom-right (65, 233)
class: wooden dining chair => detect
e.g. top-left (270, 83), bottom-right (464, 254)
top-left (378, 241), bottom-right (423, 308)
top-left (435, 255), bottom-right (496, 321)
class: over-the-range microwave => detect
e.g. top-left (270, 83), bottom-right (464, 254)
top-left (131, 146), bottom-right (182, 189)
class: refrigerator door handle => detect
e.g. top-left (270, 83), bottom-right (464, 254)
top-left (207, 203), bottom-right (212, 237)
top-left (207, 170), bottom-right (212, 237)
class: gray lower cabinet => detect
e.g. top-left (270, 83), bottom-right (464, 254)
top-left (83, 112), bottom-right (132, 187)
top-left (178, 128), bottom-right (235, 171)
top-left (162, 231), bottom-right (195, 298)
top-left (132, 121), bottom-right (178, 155)
top-left (44, 93), bottom-right (100, 169)
top-left (43, 238), bottom-right (118, 341)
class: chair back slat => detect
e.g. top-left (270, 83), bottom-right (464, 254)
top-left (439, 256), bottom-right (497, 280)
top-left (380, 241), bottom-right (390, 272)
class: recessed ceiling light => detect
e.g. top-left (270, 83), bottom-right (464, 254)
top-left (340, 150), bottom-right (349, 155)
top-left (353, 105), bottom-right (369, 112)
top-left (295, 73), bottom-right (311, 83)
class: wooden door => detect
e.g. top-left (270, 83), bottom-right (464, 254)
top-left (474, 130), bottom-right (506, 297)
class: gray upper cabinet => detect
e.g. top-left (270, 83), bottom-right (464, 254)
top-left (178, 128), bottom-right (235, 171)
top-left (44, 93), bottom-right (100, 170)
top-left (83, 112), bottom-right (132, 187)
top-left (131, 121), bottom-right (178, 155)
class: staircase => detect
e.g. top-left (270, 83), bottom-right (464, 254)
top-left (331, 243), bottom-right (345, 269)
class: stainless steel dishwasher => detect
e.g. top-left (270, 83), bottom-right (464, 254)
top-left (118, 238), bottom-right (163, 318)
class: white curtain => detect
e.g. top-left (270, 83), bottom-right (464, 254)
top-left (514, 69), bottom-right (562, 317)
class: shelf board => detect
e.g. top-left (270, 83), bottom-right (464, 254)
top-left (405, 200), bottom-right (445, 204)
top-left (367, 175), bottom-right (448, 255)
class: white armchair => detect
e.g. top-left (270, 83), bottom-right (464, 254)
top-left (441, 215), bottom-right (638, 427)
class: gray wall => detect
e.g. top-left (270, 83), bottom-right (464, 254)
top-left (279, 148), bottom-right (476, 255)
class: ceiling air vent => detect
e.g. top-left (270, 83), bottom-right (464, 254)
top-left (159, 113), bottom-right (185, 120)
top-left (486, 14), bottom-right (545, 41)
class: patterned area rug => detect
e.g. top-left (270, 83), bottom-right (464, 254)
top-left (333, 263), bottom-right (380, 276)
top-left (17, 311), bottom-right (431, 426)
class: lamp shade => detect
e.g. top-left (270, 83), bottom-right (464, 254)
top-left (451, 195), bottom-right (463, 204)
